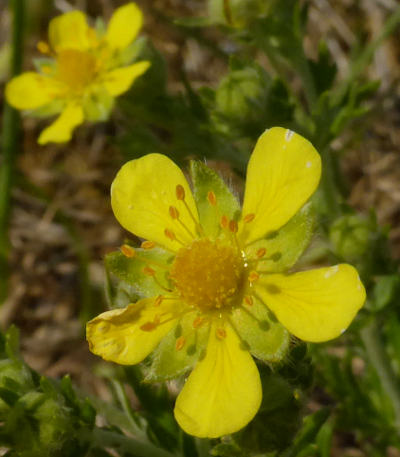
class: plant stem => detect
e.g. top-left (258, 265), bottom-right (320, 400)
top-left (91, 428), bottom-right (178, 457)
top-left (360, 320), bottom-right (400, 429)
top-left (0, 0), bottom-right (24, 302)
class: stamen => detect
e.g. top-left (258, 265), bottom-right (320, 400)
top-left (229, 220), bottom-right (238, 233)
top-left (121, 244), bottom-right (135, 258)
top-left (248, 271), bottom-right (260, 283)
top-left (256, 247), bottom-right (266, 259)
top-left (164, 228), bottom-right (185, 246)
top-left (140, 321), bottom-right (158, 332)
top-left (220, 215), bottom-right (229, 229)
top-left (207, 191), bottom-right (217, 206)
top-left (176, 184), bottom-right (185, 200)
top-left (154, 295), bottom-right (163, 307)
top-left (175, 336), bottom-right (186, 351)
top-left (193, 316), bottom-right (205, 328)
top-left (243, 213), bottom-right (255, 223)
top-left (143, 266), bottom-right (156, 276)
top-left (244, 296), bottom-right (253, 306)
top-left (216, 328), bottom-right (227, 340)
top-left (141, 240), bottom-right (156, 250)
top-left (37, 41), bottom-right (51, 54)
top-left (169, 206), bottom-right (179, 219)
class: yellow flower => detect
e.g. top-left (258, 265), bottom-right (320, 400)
top-left (5, 3), bottom-right (150, 145)
top-left (86, 127), bottom-right (366, 438)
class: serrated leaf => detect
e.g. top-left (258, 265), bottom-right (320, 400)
top-left (146, 312), bottom-right (209, 382)
top-left (190, 160), bottom-right (240, 239)
top-left (105, 248), bottom-right (174, 299)
top-left (245, 203), bottom-right (315, 273)
top-left (230, 296), bottom-right (290, 363)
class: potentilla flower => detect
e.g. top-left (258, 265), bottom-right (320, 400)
top-left (86, 127), bottom-right (366, 438)
top-left (5, 3), bottom-right (149, 145)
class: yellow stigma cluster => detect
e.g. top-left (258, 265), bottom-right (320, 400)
top-left (57, 49), bottom-right (98, 91)
top-left (170, 239), bottom-right (243, 310)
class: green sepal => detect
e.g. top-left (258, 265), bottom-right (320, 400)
top-left (30, 100), bottom-right (64, 119)
top-left (190, 160), bottom-right (240, 238)
top-left (33, 57), bottom-right (56, 75)
top-left (145, 312), bottom-right (209, 382)
top-left (231, 297), bottom-right (290, 363)
top-left (245, 203), bottom-right (315, 273)
top-left (105, 247), bottom-right (174, 299)
top-left (83, 87), bottom-right (114, 122)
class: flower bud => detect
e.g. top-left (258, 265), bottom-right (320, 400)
top-left (207, 0), bottom-right (272, 27)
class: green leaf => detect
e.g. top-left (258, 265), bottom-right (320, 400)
top-left (230, 296), bottom-right (290, 363)
top-left (146, 312), bottom-right (209, 382)
top-left (370, 275), bottom-right (400, 312)
top-left (105, 248), bottom-right (174, 299)
top-left (308, 41), bottom-right (337, 96)
top-left (245, 203), bottom-right (315, 273)
top-left (190, 160), bottom-right (240, 238)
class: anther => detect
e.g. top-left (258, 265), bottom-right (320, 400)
top-left (141, 240), bottom-right (156, 250)
top-left (256, 248), bottom-right (266, 259)
top-left (175, 336), bottom-right (186, 351)
top-left (176, 184), bottom-right (185, 201)
top-left (193, 316), bottom-right (205, 329)
top-left (37, 41), bottom-right (51, 54)
top-left (140, 321), bottom-right (157, 332)
top-left (244, 296), bottom-right (253, 306)
top-left (165, 228), bottom-right (176, 241)
top-left (216, 328), bottom-right (227, 340)
top-left (169, 206), bottom-right (180, 220)
top-left (220, 215), bottom-right (229, 229)
top-left (143, 266), bottom-right (156, 277)
top-left (121, 244), bottom-right (135, 258)
top-left (207, 191), bottom-right (217, 206)
top-left (229, 220), bottom-right (238, 233)
top-left (154, 295), bottom-right (163, 307)
top-left (248, 271), bottom-right (260, 283)
top-left (244, 213), bottom-right (255, 223)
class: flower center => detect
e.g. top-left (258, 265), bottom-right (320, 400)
top-left (170, 239), bottom-right (243, 310)
top-left (56, 49), bottom-right (98, 91)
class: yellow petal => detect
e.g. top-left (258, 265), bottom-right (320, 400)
top-left (111, 154), bottom-right (199, 252)
top-left (49, 11), bottom-right (90, 52)
top-left (106, 3), bottom-right (143, 49)
top-left (38, 102), bottom-right (84, 145)
top-left (174, 323), bottom-right (262, 438)
top-left (86, 298), bottom-right (178, 365)
top-left (5, 73), bottom-right (60, 110)
top-left (255, 264), bottom-right (366, 342)
top-left (103, 61), bottom-right (150, 96)
top-left (239, 127), bottom-right (321, 245)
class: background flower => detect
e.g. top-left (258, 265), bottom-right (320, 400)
top-left (5, 3), bottom-right (150, 144)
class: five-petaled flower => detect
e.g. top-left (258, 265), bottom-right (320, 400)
top-left (86, 127), bottom-right (366, 438)
top-left (5, 3), bottom-right (149, 145)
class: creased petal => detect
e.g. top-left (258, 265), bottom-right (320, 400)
top-left (106, 3), bottom-right (143, 49)
top-left (5, 73), bottom-right (61, 110)
top-left (111, 154), bottom-right (199, 252)
top-left (239, 127), bottom-right (321, 245)
top-left (174, 323), bottom-right (262, 438)
top-left (38, 102), bottom-right (84, 144)
top-left (255, 264), bottom-right (366, 342)
top-left (86, 298), bottom-right (178, 365)
top-left (103, 61), bottom-right (150, 96)
top-left (49, 11), bottom-right (90, 52)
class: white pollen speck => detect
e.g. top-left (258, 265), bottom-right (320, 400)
top-left (357, 283), bottom-right (362, 291)
top-left (306, 161), bottom-right (312, 168)
top-left (340, 328), bottom-right (346, 334)
top-left (128, 204), bottom-right (134, 210)
top-left (324, 266), bottom-right (339, 279)
top-left (285, 129), bottom-right (294, 141)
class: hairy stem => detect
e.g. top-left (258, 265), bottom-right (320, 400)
top-left (0, 0), bottom-right (24, 302)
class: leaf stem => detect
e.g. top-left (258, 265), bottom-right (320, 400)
top-left (0, 0), bottom-right (24, 302)
top-left (360, 320), bottom-right (400, 429)
top-left (91, 427), bottom-right (178, 457)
